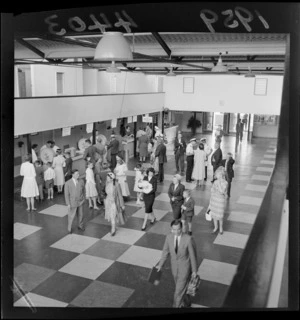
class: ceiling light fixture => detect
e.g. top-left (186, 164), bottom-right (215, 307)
top-left (244, 66), bottom-right (256, 78)
top-left (94, 32), bottom-right (133, 73)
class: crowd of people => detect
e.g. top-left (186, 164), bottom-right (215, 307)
top-left (19, 123), bottom-right (238, 308)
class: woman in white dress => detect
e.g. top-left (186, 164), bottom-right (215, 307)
top-left (85, 162), bottom-right (99, 210)
top-left (114, 156), bottom-right (130, 198)
top-left (104, 172), bottom-right (126, 236)
top-left (20, 154), bottom-right (39, 211)
top-left (52, 149), bottom-right (65, 193)
top-left (192, 143), bottom-right (207, 186)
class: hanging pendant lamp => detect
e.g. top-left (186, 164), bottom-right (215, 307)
top-left (94, 32), bottom-right (133, 61)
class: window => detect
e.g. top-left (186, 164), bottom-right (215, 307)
top-left (254, 78), bottom-right (268, 95)
top-left (56, 72), bottom-right (64, 95)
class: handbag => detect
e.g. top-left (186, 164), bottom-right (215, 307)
top-left (186, 274), bottom-right (201, 297)
top-left (205, 207), bottom-right (212, 221)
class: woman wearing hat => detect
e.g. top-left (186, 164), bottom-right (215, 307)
top-left (104, 172), bottom-right (126, 236)
top-left (140, 167), bottom-right (157, 231)
top-left (114, 156), bottom-right (130, 199)
top-left (208, 166), bottom-right (228, 234)
top-left (138, 130), bottom-right (149, 162)
top-left (168, 174), bottom-right (185, 219)
top-left (52, 148), bottom-right (65, 193)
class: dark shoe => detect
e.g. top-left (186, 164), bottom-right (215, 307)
top-left (78, 226), bottom-right (85, 231)
top-left (150, 218), bottom-right (156, 224)
top-left (186, 180), bottom-right (191, 183)
top-left (141, 226), bottom-right (147, 231)
top-left (211, 229), bottom-right (218, 234)
top-left (204, 178), bottom-right (207, 181)
top-left (188, 231), bottom-right (192, 236)
top-left (191, 179), bottom-right (194, 181)
top-left (111, 230), bottom-right (116, 236)
top-left (219, 230), bottom-right (223, 235)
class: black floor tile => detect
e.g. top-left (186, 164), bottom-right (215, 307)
top-left (134, 232), bottom-right (166, 250)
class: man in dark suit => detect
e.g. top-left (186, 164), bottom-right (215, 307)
top-left (221, 152), bottom-right (235, 197)
top-left (211, 142), bottom-right (223, 182)
top-left (106, 134), bottom-right (119, 170)
top-left (64, 169), bottom-right (86, 233)
top-left (174, 131), bottom-right (186, 175)
top-left (185, 138), bottom-right (197, 183)
top-left (168, 174), bottom-right (185, 220)
top-left (236, 119), bottom-right (244, 141)
top-left (83, 139), bottom-right (101, 167)
top-left (156, 220), bottom-right (198, 308)
top-left (155, 135), bottom-right (167, 182)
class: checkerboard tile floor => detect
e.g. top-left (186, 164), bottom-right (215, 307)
top-left (14, 136), bottom-right (276, 308)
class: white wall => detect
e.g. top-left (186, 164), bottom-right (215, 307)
top-left (31, 65), bottom-right (83, 96)
top-left (83, 69), bottom-right (98, 94)
top-left (97, 71), bottom-right (157, 94)
top-left (15, 93), bottom-right (165, 135)
top-left (164, 75), bottom-right (283, 115)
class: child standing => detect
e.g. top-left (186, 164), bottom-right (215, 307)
top-left (44, 162), bottom-right (55, 200)
top-left (181, 189), bottom-right (195, 235)
top-left (133, 163), bottom-right (144, 205)
top-left (34, 160), bottom-right (45, 201)
top-left (85, 162), bottom-right (99, 209)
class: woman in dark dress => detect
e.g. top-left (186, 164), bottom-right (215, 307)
top-left (63, 152), bottom-right (73, 182)
top-left (168, 174), bottom-right (185, 219)
top-left (140, 167), bottom-right (157, 231)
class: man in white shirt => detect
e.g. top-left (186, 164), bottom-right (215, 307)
top-left (185, 138), bottom-right (197, 182)
top-left (200, 138), bottom-right (213, 181)
top-left (156, 220), bottom-right (198, 308)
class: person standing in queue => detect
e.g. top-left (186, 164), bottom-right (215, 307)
top-left (185, 138), bottom-right (197, 183)
top-left (200, 138), bottom-right (213, 182)
top-left (168, 174), bottom-right (185, 220)
top-left (174, 131), bottom-right (186, 175)
top-left (106, 134), bottom-right (119, 171)
top-left (64, 169), bottom-right (86, 234)
top-left (156, 219), bottom-right (198, 308)
top-left (83, 139), bottom-right (101, 168)
top-left (221, 152), bottom-right (235, 198)
top-left (210, 141), bottom-right (223, 183)
top-left (155, 134), bottom-right (167, 183)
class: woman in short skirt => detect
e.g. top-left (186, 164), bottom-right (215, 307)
top-left (20, 154), bottom-right (39, 211)
top-left (85, 162), bottom-right (99, 209)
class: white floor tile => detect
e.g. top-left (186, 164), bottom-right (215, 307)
top-left (237, 196), bottom-right (263, 206)
top-left (197, 259), bottom-right (237, 286)
top-left (245, 184), bottom-right (267, 193)
top-left (50, 234), bottom-right (99, 253)
top-left (14, 293), bottom-right (68, 307)
top-left (191, 304), bottom-right (209, 308)
top-left (181, 182), bottom-right (196, 190)
top-left (227, 211), bottom-right (257, 225)
top-left (260, 160), bottom-right (275, 165)
top-left (101, 227), bottom-right (145, 245)
top-left (256, 167), bottom-right (273, 173)
top-left (214, 231), bottom-right (249, 249)
top-left (125, 200), bottom-right (145, 208)
top-left (14, 223), bottom-right (42, 240)
top-left (155, 193), bottom-right (171, 202)
top-left (251, 175), bottom-right (270, 181)
top-left (194, 206), bottom-right (204, 216)
top-left (132, 208), bottom-right (168, 220)
top-left (266, 149), bottom-right (276, 153)
top-left (59, 254), bottom-right (114, 280)
top-left (39, 204), bottom-right (69, 217)
top-left (117, 245), bottom-right (162, 268)
top-left (264, 154), bottom-right (276, 159)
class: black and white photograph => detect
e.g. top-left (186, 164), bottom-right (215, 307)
top-left (1, 1), bottom-right (299, 318)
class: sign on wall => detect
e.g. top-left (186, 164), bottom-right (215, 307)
top-left (62, 127), bottom-right (71, 136)
top-left (86, 123), bottom-right (93, 133)
top-left (111, 118), bottom-right (117, 128)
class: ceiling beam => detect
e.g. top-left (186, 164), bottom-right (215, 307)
top-left (41, 34), bottom-right (97, 49)
top-left (16, 38), bottom-right (45, 59)
top-left (151, 32), bottom-right (172, 57)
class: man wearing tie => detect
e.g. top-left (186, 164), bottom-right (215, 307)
top-left (156, 220), bottom-right (198, 308)
top-left (174, 131), bottom-right (187, 175)
top-left (64, 169), bottom-right (86, 234)
top-left (221, 152), bottom-right (235, 197)
top-left (106, 134), bottom-right (119, 171)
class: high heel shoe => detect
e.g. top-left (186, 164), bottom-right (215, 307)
top-left (150, 218), bottom-right (156, 224)
top-left (141, 226), bottom-right (147, 231)
top-left (211, 229), bottom-right (218, 234)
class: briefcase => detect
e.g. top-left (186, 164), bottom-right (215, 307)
top-left (186, 274), bottom-right (201, 296)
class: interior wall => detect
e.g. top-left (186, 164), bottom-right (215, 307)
top-left (15, 93), bottom-right (165, 135)
top-left (30, 65), bottom-right (83, 96)
top-left (164, 75), bottom-right (283, 115)
top-left (83, 69), bottom-right (98, 94)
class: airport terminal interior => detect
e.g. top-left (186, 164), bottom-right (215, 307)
top-left (10, 11), bottom-right (292, 310)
